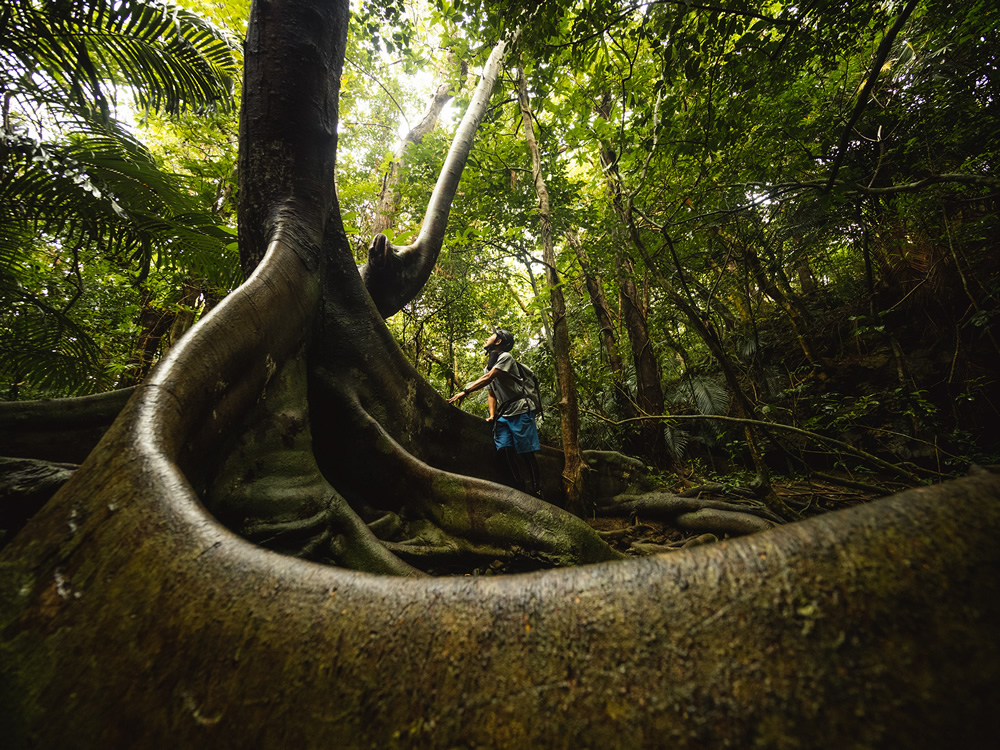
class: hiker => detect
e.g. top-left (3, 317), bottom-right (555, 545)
top-left (448, 328), bottom-right (542, 497)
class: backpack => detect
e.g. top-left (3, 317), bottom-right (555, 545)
top-left (499, 360), bottom-right (544, 418)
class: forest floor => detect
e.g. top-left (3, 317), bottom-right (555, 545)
top-left (591, 475), bottom-right (890, 557)
top-left (471, 474), bottom-right (907, 576)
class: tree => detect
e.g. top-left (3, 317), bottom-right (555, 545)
top-left (516, 65), bottom-right (589, 511)
top-left (2, 0), bottom-right (999, 744)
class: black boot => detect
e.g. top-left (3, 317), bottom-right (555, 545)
top-left (500, 446), bottom-right (525, 491)
top-left (525, 451), bottom-right (542, 498)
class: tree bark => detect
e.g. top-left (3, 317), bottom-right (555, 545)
top-left (567, 229), bottom-right (635, 422)
top-left (3, 454), bottom-right (998, 746)
top-left (0, 387), bottom-right (135, 462)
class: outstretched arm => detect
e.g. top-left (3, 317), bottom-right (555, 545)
top-left (447, 368), bottom-right (499, 408)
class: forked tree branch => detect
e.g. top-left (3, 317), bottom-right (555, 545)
top-left (360, 40), bottom-right (508, 318)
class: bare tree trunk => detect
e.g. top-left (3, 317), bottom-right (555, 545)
top-left (596, 136), bottom-right (668, 463)
top-left (517, 244), bottom-right (554, 348)
top-left (517, 67), bottom-right (586, 512)
top-left (567, 231), bottom-right (625, 377)
top-left (116, 296), bottom-right (175, 387)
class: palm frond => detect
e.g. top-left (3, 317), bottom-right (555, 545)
top-left (1, 128), bottom-right (237, 287)
top-left (0, 289), bottom-right (108, 397)
top-left (663, 426), bottom-right (690, 461)
top-left (1, 0), bottom-right (239, 119)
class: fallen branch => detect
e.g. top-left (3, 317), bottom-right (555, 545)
top-left (580, 409), bottom-right (923, 484)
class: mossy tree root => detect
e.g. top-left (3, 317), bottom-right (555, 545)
top-left (600, 491), bottom-right (782, 537)
top-left (316, 389), bottom-right (623, 569)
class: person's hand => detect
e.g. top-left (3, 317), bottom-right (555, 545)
top-left (485, 415), bottom-right (494, 423)
top-left (447, 390), bottom-right (466, 406)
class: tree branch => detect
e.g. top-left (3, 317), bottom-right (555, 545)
top-left (580, 408), bottom-right (924, 484)
top-left (825, 0), bottom-right (920, 191)
top-left (360, 40), bottom-right (508, 318)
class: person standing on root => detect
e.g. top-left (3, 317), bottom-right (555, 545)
top-left (448, 328), bottom-right (542, 497)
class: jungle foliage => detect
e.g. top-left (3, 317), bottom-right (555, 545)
top-left (3, 0), bottom-right (997, 481)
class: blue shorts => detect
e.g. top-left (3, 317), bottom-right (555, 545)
top-left (493, 412), bottom-right (540, 453)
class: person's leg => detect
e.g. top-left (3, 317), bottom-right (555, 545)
top-left (523, 450), bottom-right (541, 497)
top-left (501, 446), bottom-right (525, 490)
top-left (507, 412), bottom-right (542, 497)
top-left (494, 419), bottom-right (525, 490)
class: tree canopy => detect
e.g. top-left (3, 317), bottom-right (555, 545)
top-left (3, 0), bottom-right (998, 492)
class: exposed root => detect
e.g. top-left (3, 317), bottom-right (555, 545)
top-left (201, 348), bottom-right (622, 573)
top-left (0, 387), bottom-right (135, 463)
top-left (365, 510), bottom-right (404, 538)
top-left (674, 508), bottom-right (774, 535)
top-left (599, 489), bottom-right (782, 538)
top-left (596, 523), bottom-right (657, 541)
top-left (0, 456), bottom-right (78, 550)
top-left (204, 354), bottom-right (422, 576)
top-left (311, 388), bottom-right (623, 569)
top-left (628, 538), bottom-right (720, 555)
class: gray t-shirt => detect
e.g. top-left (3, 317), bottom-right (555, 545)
top-left (487, 352), bottom-right (532, 416)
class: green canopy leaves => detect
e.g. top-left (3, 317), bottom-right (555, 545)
top-left (1, 0), bottom-right (240, 397)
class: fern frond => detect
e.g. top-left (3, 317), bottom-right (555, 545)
top-left (670, 375), bottom-right (731, 416)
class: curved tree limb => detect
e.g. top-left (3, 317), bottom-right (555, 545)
top-left (360, 40), bottom-right (508, 318)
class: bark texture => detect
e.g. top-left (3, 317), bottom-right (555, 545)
top-left (3, 466), bottom-right (998, 747)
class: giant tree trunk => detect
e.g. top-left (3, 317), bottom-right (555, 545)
top-left (2, 1), bottom-right (999, 745)
top-left (3, 446), bottom-right (998, 746)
